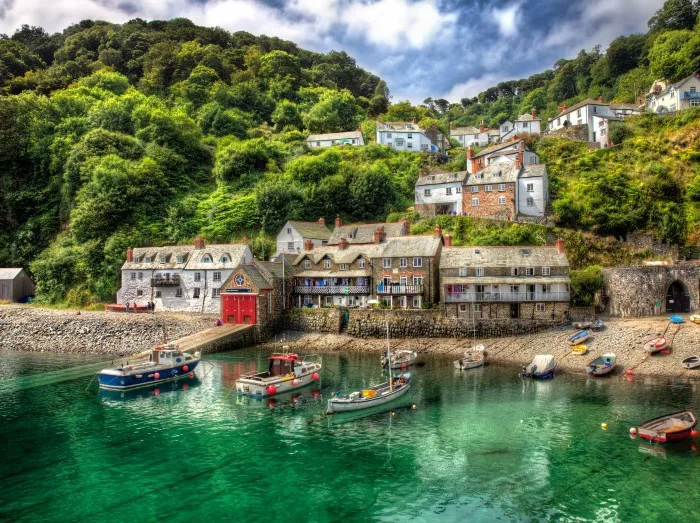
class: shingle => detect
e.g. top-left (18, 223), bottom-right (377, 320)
top-left (415, 171), bottom-right (468, 186)
top-left (465, 163), bottom-right (520, 185)
top-left (550, 99), bottom-right (609, 120)
top-left (287, 221), bottom-right (332, 240)
top-left (472, 139), bottom-right (524, 159)
top-left (327, 222), bottom-right (406, 244)
top-left (379, 236), bottom-right (442, 258)
top-left (520, 165), bottom-right (547, 178)
top-left (450, 126), bottom-right (481, 136)
top-left (440, 246), bottom-right (569, 269)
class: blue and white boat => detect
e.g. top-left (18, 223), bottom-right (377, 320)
top-left (568, 330), bottom-right (591, 346)
top-left (97, 343), bottom-right (201, 390)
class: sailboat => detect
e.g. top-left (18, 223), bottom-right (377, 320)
top-left (326, 322), bottom-right (411, 414)
top-left (453, 305), bottom-right (486, 370)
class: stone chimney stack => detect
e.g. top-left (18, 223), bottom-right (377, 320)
top-left (242, 235), bottom-right (248, 244)
top-left (444, 233), bottom-right (452, 247)
top-left (598, 96), bottom-right (604, 103)
top-left (516, 141), bottom-right (524, 169)
top-left (304, 239), bottom-right (314, 251)
top-left (433, 224), bottom-right (442, 237)
top-left (479, 122), bottom-right (485, 133)
top-left (373, 226), bottom-right (386, 244)
top-left (194, 236), bottom-right (205, 250)
top-left (126, 247), bottom-right (133, 262)
top-left (466, 147), bottom-right (474, 174)
top-left (339, 237), bottom-right (348, 250)
top-left (335, 215), bottom-right (343, 227)
top-left (555, 239), bottom-right (565, 254)
top-left (318, 216), bottom-right (326, 226)
top-left (412, 117), bottom-right (417, 124)
top-left (531, 108), bottom-right (537, 119)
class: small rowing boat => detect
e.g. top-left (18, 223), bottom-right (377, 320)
top-left (690, 315), bottom-right (700, 324)
top-left (637, 409), bottom-right (697, 443)
top-left (520, 354), bottom-right (556, 379)
top-left (670, 315), bottom-right (684, 324)
top-left (236, 350), bottom-right (322, 397)
top-left (573, 321), bottom-right (592, 330)
top-left (571, 344), bottom-right (588, 356)
top-left (591, 319), bottom-right (605, 332)
top-left (586, 353), bottom-right (616, 376)
top-left (682, 356), bottom-right (700, 369)
top-left (381, 350), bottom-right (418, 370)
top-left (569, 330), bottom-right (591, 346)
top-left (454, 350), bottom-right (485, 370)
top-left (643, 336), bottom-right (667, 353)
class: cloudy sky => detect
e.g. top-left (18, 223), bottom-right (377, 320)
top-left (0, 0), bottom-right (665, 102)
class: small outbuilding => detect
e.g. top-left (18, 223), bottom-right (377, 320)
top-left (0, 268), bottom-right (35, 303)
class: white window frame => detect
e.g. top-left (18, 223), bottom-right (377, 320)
top-left (212, 288), bottom-right (220, 298)
top-left (485, 185), bottom-right (492, 192)
top-left (458, 303), bottom-right (468, 312)
top-left (498, 197), bottom-right (506, 205)
top-left (413, 275), bottom-right (423, 286)
top-left (383, 258), bottom-right (392, 269)
top-left (304, 259), bottom-right (311, 269)
top-left (526, 183), bottom-right (534, 192)
top-left (526, 267), bottom-right (534, 276)
top-left (472, 198), bottom-right (479, 206)
top-left (474, 303), bottom-right (482, 312)
top-left (475, 267), bottom-right (484, 277)
top-left (412, 257), bottom-right (422, 268)
top-left (358, 259), bottom-right (366, 268)
top-left (130, 272), bottom-right (136, 280)
top-left (458, 267), bottom-right (468, 277)
top-left (471, 186), bottom-right (479, 193)
top-left (193, 288), bottom-right (200, 299)
top-left (194, 272), bottom-right (201, 282)
top-left (324, 259), bottom-right (331, 269)
top-left (446, 187), bottom-right (452, 195)
top-left (213, 271), bottom-right (222, 282)
top-left (536, 303), bottom-right (545, 312)
top-left (412, 296), bottom-right (421, 308)
top-left (424, 189), bottom-right (431, 197)
top-left (498, 184), bottom-right (506, 192)
top-left (400, 258), bottom-right (407, 268)
top-left (176, 288), bottom-right (183, 298)
top-left (456, 186), bottom-right (462, 194)
top-left (340, 264), bottom-right (349, 271)
top-left (542, 266), bottom-right (551, 276)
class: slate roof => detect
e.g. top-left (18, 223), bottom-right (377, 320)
top-left (123, 244), bottom-right (250, 271)
top-left (306, 131), bottom-right (363, 142)
top-left (379, 236), bottom-right (442, 258)
top-left (465, 163), bottom-right (520, 185)
top-left (450, 126), bottom-right (481, 136)
top-left (472, 139), bottom-right (524, 159)
top-left (440, 246), bottom-right (569, 269)
top-left (551, 99), bottom-right (610, 120)
top-left (293, 245), bottom-right (381, 265)
top-left (0, 268), bottom-right (24, 279)
top-left (292, 236), bottom-right (440, 266)
top-left (327, 222), bottom-right (406, 245)
top-left (183, 245), bottom-right (251, 270)
top-left (516, 113), bottom-right (540, 122)
top-left (442, 276), bottom-right (570, 285)
top-left (377, 121), bottom-right (421, 131)
top-left (610, 103), bottom-right (640, 111)
top-left (296, 270), bottom-right (371, 278)
top-left (287, 221), bottom-right (332, 240)
top-left (520, 165), bottom-right (547, 179)
top-left (415, 171), bottom-right (468, 186)
top-left (488, 129), bottom-right (500, 136)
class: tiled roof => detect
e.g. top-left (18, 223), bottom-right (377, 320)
top-left (551, 99), bottom-right (609, 120)
top-left (327, 222), bottom-right (406, 245)
top-left (450, 126), bottom-right (481, 136)
top-left (516, 113), bottom-right (539, 122)
top-left (293, 244), bottom-right (383, 265)
top-left (465, 163), bottom-right (520, 185)
top-left (123, 244), bottom-right (251, 270)
top-left (610, 103), bottom-right (640, 111)
top-left (184, 245), bottom-right (251, 270)
top-left (306, 131), bottom-right (363, 142)
top-left (296, 270), bottom-right (371, 278)
top-left (292, 236), bottom-right (440, 265)
top-left (379, 236), bottom-right (442, 258)
top-left (488, 129), bottom-right (500, 136)
top-left (440, 246), bottom-right (569, 269)
top-left (287, 221), bottom-right (332, 240)
top-left (472, 139), bottom-right (524, 159)
top-left (0, 268), bottom-right (24, 279)
top-left (442, 276), bottom-right (570, 285)
top-left (520, 165), bottom-right (547, 179)
top-left (415, 171), bottom-right (468, 186)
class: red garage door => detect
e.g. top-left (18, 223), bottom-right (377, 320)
top-left (222, 294), bottom-right (257, 325)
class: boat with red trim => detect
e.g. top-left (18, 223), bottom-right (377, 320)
top-left (637, 409), bottom-right (697, 443)
top-left (97, 343), bottom-right (200, 390)
top-left (236, 349), bottom-right (322, 397)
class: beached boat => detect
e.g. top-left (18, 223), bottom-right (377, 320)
top-left (591, 319), bottom-right (605, 332)
top-left (571, 344), bottom-right (589, 356)
top-left (573, 321), bottom-right (592, 330)
top-left (326, 374), bottom-right (411, 414)
top-left (520, 354), bottom-right (556, 379)
top-left (637, 409), bottom-right (697, 443)
top-left (682, 356), bottom-right (700, 369)
top-left (690, 315), bottom-right (700, 324)
top-left (97, 343), bottom-right (200, 390)
top-left (585, 353), bottom-right (617, 376)
top-left (381, 350), bottom-right (418, 370)
top-left (454, 350), bottom-right (485, 370)
top-left (236, 350), bottom-right (322, 397)
top-left (670, 315), bottom-right (684, 324)
top-left (643, 336), bottom-right (667, 353)
top-left (568, 330), bottom-right (591, 346)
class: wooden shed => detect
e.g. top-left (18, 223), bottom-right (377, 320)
top-left (0, 268), bottom-right (36, 303)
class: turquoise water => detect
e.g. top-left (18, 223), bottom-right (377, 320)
top-left (1, 348), bottom-right (699, 522)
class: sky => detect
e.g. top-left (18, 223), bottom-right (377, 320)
top-left (0, 0), bottom-right (666, 103)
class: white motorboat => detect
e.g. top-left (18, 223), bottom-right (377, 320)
top-left (236, 349), bottom-right (322, 397)
top-left (381, 350), bottom-right (418, 369)
top-left (586, 353), bottom-right (617, 376)
top-left (520, 354), bottom-right (556, 379)
top-left (454, 350), bottom-right (485, 370)
top-left (682, 356), bottom-right (700, 369)
top-left (326, 374), bottom-right (411, 414)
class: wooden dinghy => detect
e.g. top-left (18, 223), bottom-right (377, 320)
top-left (326, 374), bottom-right (411, 414)
top-left (568, 330), bottom-right (591, 346)
top-left (682, 356), bottom-right (700, 369)
top-left (643, 336), bottom-right (667, 353)
top-left (571, 344), bottom-right (589, 356)
top-left (585, 353), bottom-right (616, 376)
top-left (637, 409), bottom-right (697, 443)
top-left (381, 350), bottom-right (418, 370)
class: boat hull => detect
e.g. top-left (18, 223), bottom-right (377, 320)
top-left (586, 364), bottom-right (615, 376)
top-left (639, 428), bottom-right (695, 444)
top-left (326, 382), bottom-right (410, 414)
top-left (97, 359), bottom-right (200, 390)
top-left (682, 357), bottom-right (700, 369)
top-left (236, 365), bottom-right (321, 397)
top-left (569, 333), bottom-right (590, 345)
top-left (638, 409), bottom-right (697, 443)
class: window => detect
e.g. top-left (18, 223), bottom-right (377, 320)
top-left (176, 256), bottom-right (185, 263)
top-left (193, 288), bottom-right (200, 299)
top-left (287, 227), bottom-right (292, 234)
top-left (407, 133), bottom-right (413, 139)
top-left (400, 258), bottom-right (407, 268)
top-left (138, 272), bottom-right (143, 280)
top-left (498, 197), bottom-right (506, 205)
top-left (498, 184), bottom-right (506, 192)
top-left (691, 100), bottom-right (700, 107)
top-left (160, 256), bottom-right (167, 263)
top-left (136, 289), bottom-right (143, 296)
top-left (130, 272), bottom-right (136, 280)
top-left (387, 133), bottom-right (392, 138)
top-left (340, 264), bottom-right (349, 271)
top-left (557, 117), bottom-right (561, 125)
top-left (324, 259), bottom-right (331, 269)
top-left (424, 189), bottom-right (431, 197)
top-left (526, 267), bottom-right (534, 276)
top-left (304, 259), bottom-right (311, 269)
top-left (155, 290), bottom-right (162, 298)
top-left (144, 257), bottom-right (152, 263)
top-left (383, 258), bottom-right (392, 268)
top-left (459, 304), bottom-right (468, 312)
top-left (288, 242), bottom-right (295, 250)
top-left (220, 255), bottom-right (231, 263)
top-left (526, 183), bottom-right (534, 192)
top-left (475, 268), bottom-right (484, 276)
top-left (601, 128), bottom-right (607, 136)
top-left (577, 109), bottom-right (581, 117)
top-left (458, 267), bottom-right (468, 277)
top-left (413, 276), bottom-right (423, 286)
top-left (194, 272), bottom-right (201, 282)
top-left (407, 142), bottom-right (413, 149)
top-left (456, 186), bottom-right (462, 194)
top-left (522, 122), bottom-right (528, 128)
top-left (176, 288), bottom-right (183, 297)
top-left (510, 285), bottom-right (519, 293)
top-left (395, 138), bottom-right (405, 146)
top-left (485, 185), bottom-right (493, 192)
top-left (536, 303), bottom-right (545, 312)
top-left (542, 266), bottom-right (551, 276)
top-left (212, 288), bottom-right (220, 298)
top-left (691, 87), bottom-right (697, 93)
top-left (526, 196), bottom-right (535, 207)
top-left (472, 198), bottom-right (479, 206)
top-left (213, 272), bottom-right (222, 282)
top-left (474, 303), bottom-right (482, 312)
top-left (412, 296), bottom-right (421, 308)
top-left (446, 187), bottom-right (452, 195)
top-left (201, 255), bottom-right (212, 263)
top-left (599, 120), bottom-right (605, 128)
top-left (412, 257), bottom-right (422, 268)
top-left (471, 186), bottom-right (479, 193)
top-left (358, 259), bottom-right (366, 268)
top-left (593, 106), bottom-right (597, 113)
top-left (511, 268), bottom-right (520, 276)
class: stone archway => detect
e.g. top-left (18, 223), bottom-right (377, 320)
top-left (666, 280), bottom-right (690, 313)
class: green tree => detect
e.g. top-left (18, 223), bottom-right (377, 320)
top-left (648, 0), bottom-right (699, 32)
top-left (569, 265), bottom-right (603, 306)
top-left (616, 67), bottom-right (652, 103)
top-left (271, 100), bottom-right (303, 130)
top-left (649, 30), bottom-right (700, 82)
top-left (302, 90), bottom-right (359, 133)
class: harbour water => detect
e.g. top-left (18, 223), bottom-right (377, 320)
top-left (1, 348), bottom-right (700, 522)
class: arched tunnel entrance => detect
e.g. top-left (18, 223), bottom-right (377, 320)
top-left (666, 280), bottom-right (690, 313)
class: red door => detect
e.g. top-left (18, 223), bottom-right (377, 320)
top-left (222, 294), bottom-right (257, 324)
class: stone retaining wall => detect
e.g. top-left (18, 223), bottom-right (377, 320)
top-left (569, 306), bottom-right (595, 321)
top-left (283, 308), bottom-right (342, 333)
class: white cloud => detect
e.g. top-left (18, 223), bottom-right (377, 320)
top-left (491, 3), bottom-right (520, 38)
top-left (441, 73), bottom-right (509, 101)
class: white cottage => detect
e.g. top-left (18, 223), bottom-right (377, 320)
top-left (547, 98), bottom-right (620, 147)
top-left (500, 110), bottom-right (541, 141)
top-left (449, 124), bottom-right (489, 148)
top-left (646, 73), bottom-right (700, 114)
top-left (306, 130), bottom-right (364, 148)
top-left (376, 119), bottom-right (446, 152)
top-left (414, 170), bottom-right (467, 217)
top-left (275, 218), bottom-right (332, 256)
top-left (517, 165), bottom-right (549, 218)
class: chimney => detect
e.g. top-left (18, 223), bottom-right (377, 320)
top-left (531, 108), bottom-right (537, 119)
top-left (335, 215), bottom-right (343, 227)
top-left (194, 236), bottom-right (205, 250)
top-left (444, 233), bottom-right (452, 247)
top-left (450, 121), bottom-right (454, 130)
top-left (242, 235), bottom-right (248, 244)
top-left (373, 226), bottom-right (385, 244)
top-left (304, 239), bottom-right (313, 251)
top-left (318, 216), bottom-right (326, 226)
top-left (466, 147), bottom-right (474, 174)
top-left (412, 117), bottom-right (416, 124)
top-left (126, 247), bottom-right (133, 262)
top-left (555, 239), bottom-right (565, 254)
top-left (338, 237), bottom-right (348, 250)
top-left (479, 123), bottom-right (485, 133)
top-left (516, 149), bottom-right (524, 170)
top-left (433, 224), bottom-right (442, 238)
top-left (598, 96), bottom-right (604, 103)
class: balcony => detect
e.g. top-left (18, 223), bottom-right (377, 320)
top-left (151, 275), bottom-right (181, 287)
top-left (294, 285), bottom-right (370, 295)
top-left (682, 91), bottom-right (700, 99)
top-left (444, 291), bottom-right (570, 303)
top-left (376, 284), bottom-right (424, 295)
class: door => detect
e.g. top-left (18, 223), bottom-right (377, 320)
top-left (222, 294), bottom-right (257, 324)
top-left (510, 303), bottom-right (520, 319)
top-left (527, 284), bottom-right (536, 301)
top-left (666, 281), bottom-right (690, 313)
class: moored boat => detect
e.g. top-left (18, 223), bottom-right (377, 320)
top-left (326, 374), bottom-right (411, 414)
top-left (682, 356), bottom-right (700, 369)
top-left (236, 351), bottom-right (322, 397)
top-left (573, 321), bottom-right (592, 330)
top-left (571, 344), bottom-right (589, 356)
top-left (381, 350), bottom-right (418, 370)
top-left (454, 350), bottom-right (485, 370)
top-left (520, 354), bottom-right (556, 379)
top-left (568, 330), bottom-right (591, 346)
top-left (97, 343), bottom-right (200, 390)
top-left (591, 319), bottom-right (605, 332)
top-left (643, 336), bottom-right (667, 353)
top-left (585, 353), bottom-right (616, 376)
top-left (670, 315), bottom-right (684, 324)
top-left (690, 314), bottom-right (700, 324)
top-left (637, 409), bottom-right (697, 443)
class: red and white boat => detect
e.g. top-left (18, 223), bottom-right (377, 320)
top-left (637, 409), bottom-right (697, 443)
top-left (236, 350), bottom-right (322, 397)
top-left (643, 336), bottom-right (667, 353)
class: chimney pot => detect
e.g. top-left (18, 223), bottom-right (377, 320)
top-left (194, 236), bottom-right (205, 250)
top-left (339, 237), bottom-right (348, 250)
top-left (467, 148), bottom-right (473, 159)
top-left (126, 247), bottom-right (134, 262)
top-left (531, 108), bottom-right (537, 119)
top-left (334, 215), bottom-right (343, 227)
top-left (598, 96), bottom-right (604, 103)
top-left (304, 239), bottom-right (313, 251)
top-left (318, 216), bottom-right (325, 226)
top-left (433, 224), bottom-right (442, 238)
top-left (373, 226), bottom-right (386, 244)
top-left (444, 233), bottom-right (452, 247)
top-left (479, 123), bottom-right (485, 133)
top-left (555, 239), bottom-right (565, 254)
top-left (412, 117), bottom-right (416, 124)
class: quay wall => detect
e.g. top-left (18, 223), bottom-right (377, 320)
top-left (282, 308), bottom-right (342, 333)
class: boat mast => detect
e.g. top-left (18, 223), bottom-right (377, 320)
top-left (387, 321), bottom-right (392, 392)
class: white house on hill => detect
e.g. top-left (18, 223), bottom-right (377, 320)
top-left (414, 170), bottom-right (467, 217)
top-left (376, 119), bottom-right (446, 152)
top-left (450, 124), bottom-right (489, 148)
top-left (500, 110), bottom-right (541, 141)
top-left (306, 130), bottom-right (364, 148)
top-left (547, 98), bottom-right (620, 147)
top-left (275, 218), bottom-right (332, 256)
top-left (646, 73), bottom-right (700, 114)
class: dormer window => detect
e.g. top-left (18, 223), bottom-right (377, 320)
top-left (304, 259), bottom-right (311, 269)
top-left (201, 254), bottom-right (212, 263)
top-left (176, 255), bottom-right (186, 263)
top-left (220, 254), bottom-right (231, 263)
top-left (358, 259), bottom-right (366, 268)
top-left (324, 259), bottom-right (331, 269)
top-left (160, 256), bottom-right (167, 263)
top-left (144, 256), bottom-right (152, 263)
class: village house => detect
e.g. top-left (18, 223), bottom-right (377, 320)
top-left (117, 237), bottom-right (253, 313)
top-left (0, 268), bottom-right (35, 303)
top-left (610, 103), bottom-right (642, 118)
top-left (499, 109), bottom-right (541, 141)
top-left (275, 218), bottom-right (331, 256)
top-left (306, 130), bottom-right (365, 148)
top-left (547, 98), bottom-right (620, 147)
top-left (414, 169), bottom-right (467, 217)
top-left (327, 217), bottom-right (407, 245)
top-left (466, 139), bottom-right (539, 174)
top-left (439, 241), bottom-right (570, 320)
top-left (449, 123), bottom-right (489, 148)
top-left (376, 118), bottom-right (446, 153)
top-left (487, 128), bottom-right (500, 143)
top-left (646, 73), bottom-right (700, 114)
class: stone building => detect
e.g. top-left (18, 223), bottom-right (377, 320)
top-left (439, 241), bottom-right (570, 319)
top-left (327, 218), bottom-right (407, 245)
top-left (602, 265), bottom-right (700, 317)
top-left (117, 237), bottom-right (253, 313)
top-left (0, 268), bottom-right (35, 302)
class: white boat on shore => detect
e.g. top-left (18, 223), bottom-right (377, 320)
top-left (643, 337), bottom-right (667, 354)
top-left (381, 350), bottom-right (418, 369)
top-left (236, 350), bottom-right (322, 397)
top-left (520, 354), bottom-right (556, 379)
top-left (454, 349), bottom-right (485, 370)
top-left (586, 353), bottom-right (616, 376)
top-left (682, 356), bottom-right (700, 369)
